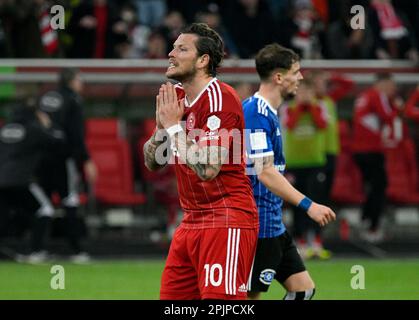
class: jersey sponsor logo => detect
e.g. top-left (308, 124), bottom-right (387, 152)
top-left (186, 112), bottom-right (196, 130)
top-left (0, 124), bottom-right (26, 143)
top-left (40, 91), bottom-right (63, 112)
top-left (249, 132), bottom-right (268, 150)
top-left (259, 269), bottom-right (276, 285)
top-left (207, 115), bottom-right (221, 131)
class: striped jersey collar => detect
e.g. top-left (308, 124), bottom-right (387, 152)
top-left (254, 92), bottom-right (278, 115)
top-left (183, 77), bottom-right (217, 108)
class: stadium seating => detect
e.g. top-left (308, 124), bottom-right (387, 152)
top-left (85, 118), bottom-right (123, 140)
top-left (85, 118), bottom-right (146, 207)
top-left (385, 138), bottom-right (419, 204)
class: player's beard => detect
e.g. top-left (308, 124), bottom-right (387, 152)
top-left (167, 64), bottom-right (198, 84)
top-left (281, 86), bottom-right (297, 100)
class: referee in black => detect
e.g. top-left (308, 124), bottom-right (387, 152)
top-left (0, 100), bottom-right (65, 262)
top-left (35, 68), bottom-right (97, 263)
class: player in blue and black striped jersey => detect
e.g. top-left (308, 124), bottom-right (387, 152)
top-left (243, 43), bottom-right (336, 300)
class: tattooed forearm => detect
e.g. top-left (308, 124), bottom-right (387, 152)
top-left (173, 132), bottom-right (228, 181)
top-left (143, 130), bottom-right (168, 171)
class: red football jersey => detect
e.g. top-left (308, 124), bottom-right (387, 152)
top-left (352, 87), bottom-right (398, 153)
top-left (172, 78), bottom-right (258, 229)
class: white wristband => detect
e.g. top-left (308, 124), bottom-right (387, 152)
top-left (166, 124), bottom-right (183, 138)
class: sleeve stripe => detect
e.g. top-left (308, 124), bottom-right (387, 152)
top-left (207, 88), bottom-right (213, 113)
top-left (214, 80), bottom-right (223, 112)
top-left (247, 151), bottom-right (274, 158)
top-left (210, 83), bottom-right (219, 112)
top-left (207, 81), bottom-right (223, 113)
top-left (257, 99), bottom-right (268, 116)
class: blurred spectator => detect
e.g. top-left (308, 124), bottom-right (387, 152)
top-left (158, 10), bottom-right (185, 56)
top-left (279, 0), bottom-right (324, 59)
top-left (137, 119), bottom-right (180, 240)
top-left (308, 71), bottom-right (355, 201)
top-left (0, 0), bottom-right (62, 58)
top-left (326, 2), bottom-right (374, 59)
top-left (167, 0), bottom-right (208, 24)
top-left (67, 0), bottom-right (126, 58)
top-left (145, 30), bottom-right (167, 59)
top-left (265, 0), bottom-right (290, 23)
top-left (132, 0), bottom-right (167, 28)
top-left (405, 85), bottom-right (419, 122)
top-left (281, 78), bottom-right (330, 259)
top-left (0, 100), bottom-right (64, 259)
top-left (222, 0), bottom-right (277, 58)
top-left (114, 2), bottom-right (151, 58)
top-left (352, 73), bottom-right (401, 243)
top-left (195, 3), bottom-right (239, 58)
top-left (369, 0), bottom-right (419, 62)
top-left (34, 68), bottom-right (97, 263)
top-left (233, 82), bottom-right (253, 102)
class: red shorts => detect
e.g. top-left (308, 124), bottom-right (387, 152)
top-left (160, 226), bottom-right (258, 300)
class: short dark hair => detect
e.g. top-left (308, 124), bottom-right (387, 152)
top-left (181, 23), bottom-right (224, 77)
top-left (59, 68), bottom-right (79, 88)
top-left (255, 43), bottom-right (300, 81)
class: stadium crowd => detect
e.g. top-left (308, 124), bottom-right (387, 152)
top-left (0, 0), bottom-right (418, 61)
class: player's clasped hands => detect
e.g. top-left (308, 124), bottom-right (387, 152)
top-left (156, 82), bottom-right (184, 129)
top-left (307, 202), bottom-right (337, 227)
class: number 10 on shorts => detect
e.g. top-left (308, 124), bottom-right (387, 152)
top-left (204, 263), bottom-right (223, 287)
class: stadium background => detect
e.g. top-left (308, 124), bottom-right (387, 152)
top-left (0, 0), bottom-right (419, 299)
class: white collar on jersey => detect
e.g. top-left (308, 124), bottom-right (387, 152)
top-left (182, 77), bottom-right (217, 108)
top-left (254, 92), bottom-right (278, 115)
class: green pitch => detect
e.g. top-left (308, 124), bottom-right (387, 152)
top-left (0, 258), bottom-right (418, 300)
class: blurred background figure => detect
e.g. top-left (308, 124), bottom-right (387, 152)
top-left (369, 0), bottom-right (419, 62)
top-left (0, 98), bottom-right (64, 260)
top-left (26, 68), bottom-right (97, 264)
top-left (234, 82), bottom-right (253, 102)
top-left (281, 78), bottom-right (331, 260)
top-left (67, 0), bottom-right (126, 58)
top-left (157, 10), bottom-right (185, 56)
top-left (0, 0), bottom-right (62, 58)
top-left (113, 2), bottom-right (151, 59)
top-left (279, 0), bottom-right (324, 59)
top-left (351, 73), bottom-right (400, 243)
top-left (195, 2), bottom-right (239, 58)
top-left (137, 119), bottom-right (180, 241)
top-left (326, 0), bottom-right (374, 59)
top-left (132, 0), bottom-right (167, 28)
top-left (308, 71), bottom-right (354, 202)
top-left (221, 0), bottom-right (277, 58)
top-left (405, 84), bottom-right (419, 123)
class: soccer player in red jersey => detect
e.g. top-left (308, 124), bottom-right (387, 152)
top-left (143, 23), bottom-right (258, 300)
